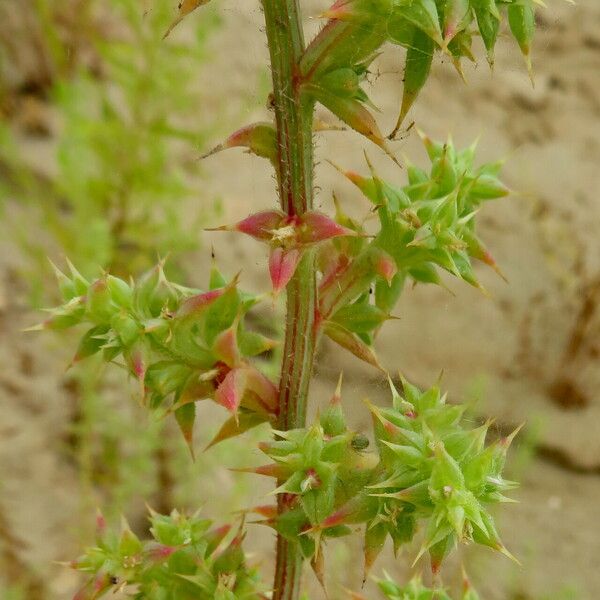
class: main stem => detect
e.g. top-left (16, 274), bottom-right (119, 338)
top-left (262, 2), bottom-right (316, 599)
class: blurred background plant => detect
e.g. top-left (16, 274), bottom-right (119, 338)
top-left (0, 2), bottom-right (267, 596)
top-left (0, 0), bottom-right (223, 291)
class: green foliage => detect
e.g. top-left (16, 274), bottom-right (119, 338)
top-left (365, 377), bottom-right (518, 571)
top-left (242, 377), bottom-right (517, 579)
top-left (318, 133), bottom-right (507, 364)
top-left (0, 0), bottom-right (221, 292)
top-left (71, 510), bottom-right (266, 599)
top-left (35, 260), bottom-right (278, 453)
top-left (299, 0), bottom-right (545, 138)
top-left (201, 131), bottom-right (510, 371)
top-left (373, 571), bottom-right (478, 600)
top-left (250, 379), bottom-right (377, 559)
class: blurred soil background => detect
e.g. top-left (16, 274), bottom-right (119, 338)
top-left (0, 1), bottom-right (599, 599)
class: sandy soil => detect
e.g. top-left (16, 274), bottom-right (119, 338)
top-left (1, 1), bottom-right (599, 598)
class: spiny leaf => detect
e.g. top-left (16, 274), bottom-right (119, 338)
top-left (508, 1), bottom-right (536, 84)
top-left (442, 0), bottom-right (471, 46)
top-left (472, 0), bottom-right (500, 67)
top-left (392, 27), bottom-right (434, 137)
top-left (205, 412), bottom-right (268, 450)
top-left (163, 0), bottom-right (212, 40)
top-left (200, 122), bottom-right (278, 163)
top-left (175, 402), bottom-right (196, 459)
top-left (215, 368), bottom-right (248, 416)
top-left (390, 0), bottom-right (444, 48)
top-left (323, 321), bottom-right (385, 371)
top-left (269, 247), bottom-right (302, 295)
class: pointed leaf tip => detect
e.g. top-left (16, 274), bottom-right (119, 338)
top-left (324, 321), bottom-right (385, 371)
top-left (269, 247), bottom-right (302, 295)
top-left (175, 402), bottom-right (196, 460)
top-left (163, 0), bottom-right (212, 39)
top-left (214, 368), bottom-right (247, 416)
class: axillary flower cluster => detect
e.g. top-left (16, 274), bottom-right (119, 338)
top-left (34, 0), bottom-right (559, 597)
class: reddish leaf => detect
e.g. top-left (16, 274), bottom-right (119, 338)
top-left (205, 524), bottom-right (232, 556)
top-left (212, 320), bottom-right (242, 367)
top-left (232, 463), bottom-right (288, 479)
top-left (269, 247), bottom-right (302, 295)
top-left (201, 122), bottom-right (278, 163)
top-left (207, 210), bottom-right (285, 241)
top-left (176, 288), bottom-right (226, 318)
top-left (205, 410), bottom-right (268, 449)
top-left (299, 211), bottom-right (355, 244)
top-left (246, 504), bottom-right (278, 519)
top-left (215, 368), bottom-right (248, 414)
top-left (147, 544), bottom-right (177, 563)
top-left (374, 250), bottom-right (398, 284)
top-left (324, 321), bottom-right (384, 371)
top-left (244, 367), bottom-right (279, 413)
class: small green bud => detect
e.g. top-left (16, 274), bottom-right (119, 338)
top-left (110, 312), bottom-right (140, 348)
top-left (319, 67), bottom-right (362, 98)
top-left (107, 275), bottom-right (133, 308)
top-left (320, 375), bottom-right (347, 437)
top-left (86, 277), bottom-right (117, 323)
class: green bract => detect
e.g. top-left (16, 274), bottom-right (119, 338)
top-left (368, 132), bottom-right (508, 290)
top-left (71, 510), bottom-right (266, 600)
top-left (371, 571), bottom-right (480, 600)
top-left (243, 379), bottom-right (377, 561)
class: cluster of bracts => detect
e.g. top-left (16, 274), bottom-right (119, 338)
top-left (37, 130), bottom-right (508, 458)
top-left (41, 131), bottom-right (513, 598)
top-left (34, 0), bottom-right (554, 596)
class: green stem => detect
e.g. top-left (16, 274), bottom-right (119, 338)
top-left (261, 2), bottom-right (316, 599)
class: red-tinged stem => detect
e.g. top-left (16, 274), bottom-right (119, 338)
top-left (261, 2), bottom-right (316, 599)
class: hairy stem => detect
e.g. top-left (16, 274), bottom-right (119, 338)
top-left (261, 2), bottom-right (316, 598)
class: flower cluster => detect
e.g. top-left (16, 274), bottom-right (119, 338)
top-left (209, 209), bottom-right (356, 294)
top-left (33, 260), bottom-right (279, 452)
top-left (344, 132), bottom-right (507, 289)
top-left (245, 377), bottom-right (518, 578)
top-left (364, 377), bottom-right (518, 573)
top-left (241, 377), bottom-right (378, 562)
top-left (315, 133), bottom-right (508, 368)
top-left (71, 509), bottom-right (266, 600)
